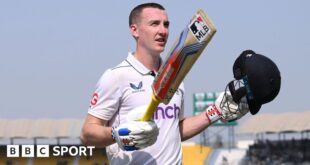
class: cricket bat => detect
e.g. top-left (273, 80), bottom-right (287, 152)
top-left (140, 9), bottom-right (217, 121)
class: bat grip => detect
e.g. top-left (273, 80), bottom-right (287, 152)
top-left (140, 94), bottom-right (160, 121)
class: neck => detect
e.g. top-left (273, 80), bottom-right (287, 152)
top-left (134, 48), bottom-right (161, 71)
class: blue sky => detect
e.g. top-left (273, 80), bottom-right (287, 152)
top-left (0, 0), bottom-right (309, 120)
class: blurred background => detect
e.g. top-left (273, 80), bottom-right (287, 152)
top-left (1, 0), bottom-right (309, 164)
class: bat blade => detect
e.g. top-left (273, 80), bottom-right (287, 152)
top-left (141, 9), bottom-right (217, 121)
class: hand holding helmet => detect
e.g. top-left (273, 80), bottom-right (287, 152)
top-left (205, 50), bottom-right (281, 123)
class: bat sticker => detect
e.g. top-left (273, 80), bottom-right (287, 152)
top-left (189, 14), bottom-right (210, 42)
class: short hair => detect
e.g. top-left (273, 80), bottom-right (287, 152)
top-left (129, 3), bottom-right (165, 26)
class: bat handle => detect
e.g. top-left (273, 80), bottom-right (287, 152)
top-left (140, 94), bottom-right (160, 121)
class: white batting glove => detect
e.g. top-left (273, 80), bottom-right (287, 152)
top-left (112, 106), bottom-right (159, 151)
top-left (205, 91), bottom-right (249, 123)
top-left (217, 91), bottom-right (249, 122)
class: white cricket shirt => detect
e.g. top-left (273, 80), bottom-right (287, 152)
top-left (88, 52), bottom-right (185, 165)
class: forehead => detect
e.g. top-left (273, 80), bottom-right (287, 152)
top-left (140, 7), bottom-right (168, 22)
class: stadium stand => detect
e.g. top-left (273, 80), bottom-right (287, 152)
top-left (238, 111), bottom-right (310, 134)
top-left (208, 148), bottom-right (246, 165)
top-left (182, 143), bottom-right (212, 165)
top-left (242, 139), bottom-right (310, 164)
top-left (238, 111), bottom-right (310, 165)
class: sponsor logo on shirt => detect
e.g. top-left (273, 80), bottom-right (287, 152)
top-left (152, 104), bottom-right (180, 120)
top-left (130, 81), bottom-right (145, 93)
top-left (90, 92), bottom-right (99, 107)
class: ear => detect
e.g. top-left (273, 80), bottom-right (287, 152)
top-left (130, 24), bottom-right (139, 39)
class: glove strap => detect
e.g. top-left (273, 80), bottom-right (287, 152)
top-left (205, 104), bottom-right (222, 124)
top-left (111, 126), bottom-right (116, 141)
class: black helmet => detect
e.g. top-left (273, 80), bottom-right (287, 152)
top-left (229, 50), bottom-right (281, 115)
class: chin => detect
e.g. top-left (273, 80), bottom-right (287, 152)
top-left (155, 50), bottom-right (164, 55)
top-left (156, 46), bottom-right (166, 54)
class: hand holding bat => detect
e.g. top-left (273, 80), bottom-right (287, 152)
top-left (141, 9), bottom-right (217, 121)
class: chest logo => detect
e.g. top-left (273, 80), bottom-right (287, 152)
top-left (130, 81), bottom-right (145, 93)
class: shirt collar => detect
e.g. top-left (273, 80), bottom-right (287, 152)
top-left (126, 52), bottom-right (152, 75)
top-left (126, 52), bottom-right (163, 76)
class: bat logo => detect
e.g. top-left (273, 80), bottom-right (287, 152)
top-left (189, 15), bottom-right (210, 42)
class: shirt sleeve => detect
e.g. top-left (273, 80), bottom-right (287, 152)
top-left (88, 69), bottom-right (122, 120)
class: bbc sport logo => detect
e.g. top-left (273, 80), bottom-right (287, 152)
top-left (6, 145), bottom-right (95, 158)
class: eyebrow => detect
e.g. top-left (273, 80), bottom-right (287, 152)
top-left (147, 19), bottom-right (170, 25)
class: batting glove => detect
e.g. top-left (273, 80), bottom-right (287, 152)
top-left (112, 120), bottom-right (159, 151)
top-left (205, 91), bottom-right (249, 123)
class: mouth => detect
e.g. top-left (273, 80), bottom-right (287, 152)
top-left (155, 38), bottom-right (166, 45)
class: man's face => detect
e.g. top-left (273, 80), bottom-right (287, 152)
top-left (131, 7), bottom-right (169, 55)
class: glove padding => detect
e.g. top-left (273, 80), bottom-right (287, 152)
top-left (205, 91), bottom-right (249, 123)
top-left (112, 106), bottom-right (159, 151)
top-left (216, 91), bottom-right (249, 122)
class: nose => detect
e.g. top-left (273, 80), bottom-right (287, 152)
top-left (158, 24), bottom-right (168, 37)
